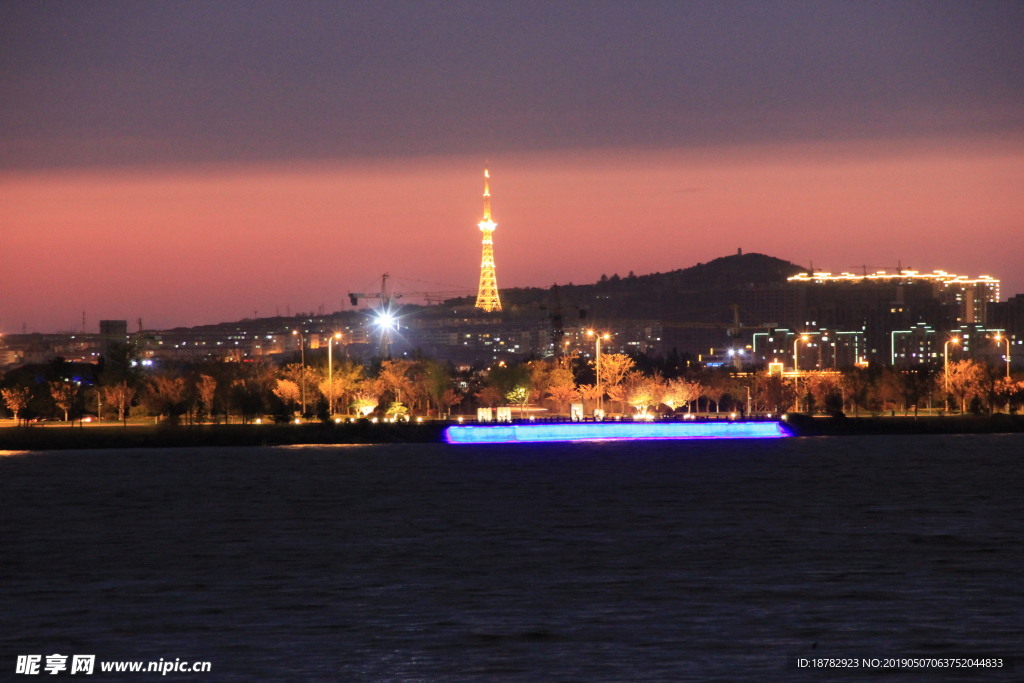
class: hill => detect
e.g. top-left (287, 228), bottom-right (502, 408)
top-left (484, 252), bottom-right (806, 323)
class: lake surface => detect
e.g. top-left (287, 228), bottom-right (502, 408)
top-left (2, 435), bottom-right (1021, 680)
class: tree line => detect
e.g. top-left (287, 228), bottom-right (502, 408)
top-left (2, 344), bottom-right (1022, 425)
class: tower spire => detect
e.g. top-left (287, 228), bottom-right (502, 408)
top-left (475, 167), bottom-right (502, 312)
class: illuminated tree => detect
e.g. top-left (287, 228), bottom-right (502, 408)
top-left (597, 353), bottom-right (634, 395)
top-left (378, 359), bottom-right (415, 404)
top-left (272, 378), bottom-right (302, 413)
top-left (941, 360), bottom-right (984, 413)
top-left (505, 386), bottom-right (529, 414)
top-left (577, 383), bottom-right (602, 412)
top-left (351, 378), bottom-right (383, 417)
top-left (1, 386), bottom-right (32, 425)
top-left (324, 359), bottom-right (364, 416)
top-left (544, 358), bottom-right (578, 414)
top-left (622, 371), bottom-right (659, 416)
top-left (281, 362), bottom-right (320, 414)
top-left (385, 401), bottom-right (409, 420)
top-left (660, 378), bottom-right (693, 413)
top-left (546, 382), bottom-right (580, 415)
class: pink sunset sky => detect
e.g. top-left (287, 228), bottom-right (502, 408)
top-left (2, 2), bottom-right (1022, 333)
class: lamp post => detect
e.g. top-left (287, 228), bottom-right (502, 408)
top-left (292, 330), bottom-right (307, 416)
top-left (587, 329), bottom-right (611, 413)
top-left (793, 334), bottom-right (809, 373)
top-left (943, 336), bottom-right (960, 396)
top-left (327, 332), bottom-right (343, 416)
top-left (993, 333), bottom-right (1010, 380)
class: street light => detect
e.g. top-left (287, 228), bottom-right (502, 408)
top-left (327, 332), bottom-right (343, 416)
top-left (993, 333), bottom-right (1011, 380)
top-left (793, 334), bottom-right (809, 373)
top-left (587, 329), bottom-right (611, 414)
top-left (943, 336), bottom-right (960, 395)
top-left (292, 330), bottom-right (307, 416)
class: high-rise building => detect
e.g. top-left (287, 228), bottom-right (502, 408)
top-left (474, 168), bottom-right (502, 312)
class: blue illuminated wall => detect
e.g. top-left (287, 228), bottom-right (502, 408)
top-left (445, 421), bottom-right (788, 444)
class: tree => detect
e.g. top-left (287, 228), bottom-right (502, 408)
top-left (577, 383), bottom-right (602, 413)
top-left (941, 360), bottom-right (984, 413)
top-left (544, 358), bottom-right (578, 414)
top-left (272, 378), bottom-right (302, 413)
top-left (841, 368), bottom-right (871, 417)
top-left (475, 385), bottom-right (503, 409)
top-left (437, 387), bottom-right (463, 418)
top-left (754, 373), bottom-right (795, 414)
top-left (319, 359), bottom-right (364, 417)
top-left (196, 374), bottom-right (217, 422)
top-left (685, 380), bottom-right (703, 413)
top-left (546, 383), bottom-right (579, 415)
top-left (870, 368), bottom-right (902, 414)
top-left (100, 381), bottom-right (138, 425)
top-left (416, 360), bottom-right (453, 417)
top-left (598, 353), bottom-right (634, 413)
top-left (622, 371), bottom-right (659, 416)
top-left (281, 363), bottom-right (320, 415)
top-left (145, 375), bottom-right (188, 421)
top-left (1, 386), bottom-right (32, 425)
top-left (804, 371), bottom-right (844, 416)
top-left (597, 353), bottom-right (634, 392)
top-left (660, 378), bottom-right (693, 413)
top-left (48, 381), bottom-right (81, 422)
top-left (505, 386), bottom-right (530, 414)
top-left (378, 359), bottom-right (415, 405)
top-left (351, 378), bottom-right (383, 417)
top-left (703, 383), bottom-right (725, 414)
top-left (385, 401), bottom-right (408, 420)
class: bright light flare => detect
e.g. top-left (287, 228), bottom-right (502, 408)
top-left (375, 311), bottom-right (398, 331)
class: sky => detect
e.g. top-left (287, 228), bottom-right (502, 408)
top-left (2, 0), bottom-right (1022, 333)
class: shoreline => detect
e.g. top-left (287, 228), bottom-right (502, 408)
top-left (2, 415), bottom-right (1024, 451)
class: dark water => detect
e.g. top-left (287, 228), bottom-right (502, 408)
top-left (2, 435), bottom-right (1021, 680)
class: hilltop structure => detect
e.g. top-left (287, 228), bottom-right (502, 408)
top-left (474, 168), bottom-right (502, 312)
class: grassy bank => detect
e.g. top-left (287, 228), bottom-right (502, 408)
top-left (0, 420), bottom-right (448, 451)
top-left (4, 415), bottom-right (1024, 451)
top-left (781, 413), bottom-right (1024, 437)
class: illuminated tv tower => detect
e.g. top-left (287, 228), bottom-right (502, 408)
top-left (475, 168), bottom-right (502, 312)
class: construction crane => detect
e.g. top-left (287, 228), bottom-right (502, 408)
top-left (348, 274), bottom-right (403, 357)
top-left (848, 261), bottom-right (908, 275)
